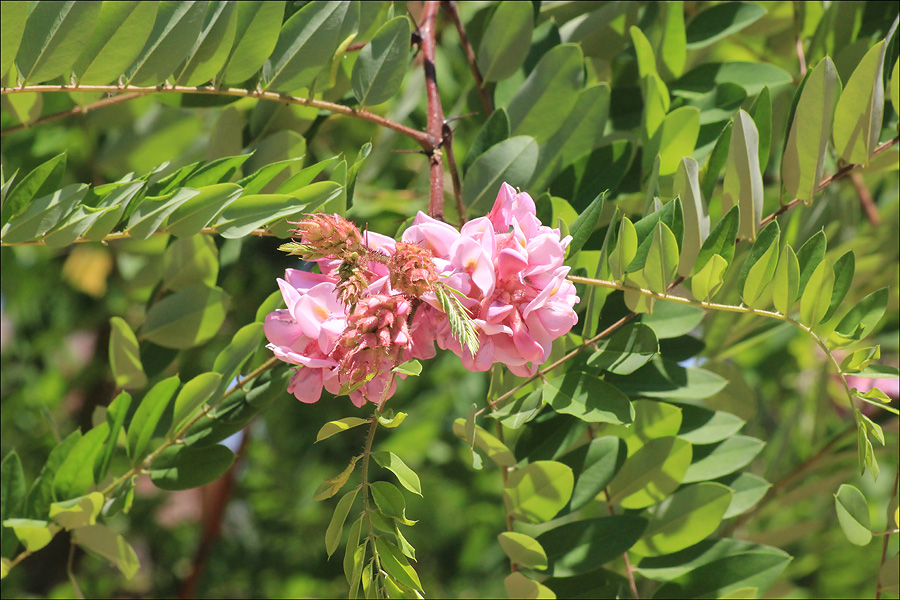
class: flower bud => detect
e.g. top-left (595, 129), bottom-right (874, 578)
top-left (389, 242), bottom-right (439, 297)
top-left (290, 214), bottom-right (363, 259)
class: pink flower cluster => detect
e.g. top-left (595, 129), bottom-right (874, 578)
top-left (264, 183), bottom-right (579, 406)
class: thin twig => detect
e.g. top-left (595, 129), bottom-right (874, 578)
top-left (494, 420), bottom-right (517, 572)
top-left (420, 1), bottom-right (447, 220)
top-left (795, 37), bottom-right (807, 76)
top-left (850, 171), bottom-right (880, 225)
top-left (1, 92), bottom-right (143, 136)
top-left (1, 225), bottom-right (275, 247)
top-left (442, 121), bottom-right (466, 222)
top-left (441, 0), bottom-right (493, 116)
top-left (605, 493), bottom-right (640, 599)
top-left (1, 84), bottom-right (432, 148)
top-left (759, 135), bottom-right (899, 229)
top-left (876, 464), bottom-right (900, 599)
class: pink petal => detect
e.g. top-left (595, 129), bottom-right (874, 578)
top-left (287, 368), bottom-right (324, 403)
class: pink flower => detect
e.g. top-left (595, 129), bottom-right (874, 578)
top-left (264, 182), bottom-right (579, 407)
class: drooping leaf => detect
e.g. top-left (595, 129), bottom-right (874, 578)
top-left (0, 1), bottom-right (28, 78)
top-left (351, 16), bottom-right (410, 106)
top-left (675, 158), bottom-right (709, 277)
top-left (125, 188), bottom-right (199, 241)
top-left (587, 323), bottom-right (659, 375)
top-left (498, 532), bottom-right (548, 570)
top-left (171, 372), bottom-right (222, 430)
top-left (325, 488), bottom-right (358, 558)
top-left (141, 284), bottom-right (229, 349)
top-left (693, 205), bottom-right (739, 275)
top-left (566, 191), bottom-right (606, 257)
top-left (264, 1), bottom-right (350, 92)
top-left (651, 544), bottom-right (790, 597)
top-left (372, 452), bottom-right (422, 496)
top-left (72, 524), bottom-right (140, 579)
top-left (175, 1), bottom-right (239, 86)
top-left (148, 444), bottom-right (235, 491)
top-left (741, 231), bottom-right (779, 309)
top-left (109, 317), bottom-right (147, 390)
top-left (822, 251), bottom-right (855, 323)
top-left (543, 370), bottom-right (633, 425)
top-left (685, 2), bottom-right (766, 48)
top-left (15, 1), bottom-right (102, 84)
top-left (1, 184), bottom-right (87, 244)
top-left (72, 1), bottom-right (158, 84)
top-left (681, 435), bottom-right (765, 483)
top-left (51, 428), bottom-right (107, 501)
top-left (798, 259), bottom-right (834, 326)
top-left (558, 436), bottom-right (626, 512)
top-left (0, 451), bottom-right (27, 558)
top-left (832, 40), bottom-right (887, 165)
top-left (772, 245), bottom-right (800, 315)
top-left (722, 473), bottom-right (770, 518)
top-left (538, 516), bottom-right (648, 577)
top-left (463, 108), bottom-right (510, 174)
top-left (375, 537), bottom-right (422, 591)
top-left (504, 461), bottom-right (574, 523)
top-left (219, 0), bottom-right (284, 84)
top-left (126, 375), bottom-right (180, 463)
top-left (642, 302), bottom-right (706, 339)
top-left (161, 234), bottom-right (219, 292)
top-left (95, 392), bottom-right (132, 483)
top-left (781, 58), bottom-right (841, 203)
top-left (126, 0), bottom-right (208, 86)
top-left (607, 357), bottom-right (726, 402)
top-left (677, 406), bottom-right (745, 445)
top-left (477, 1), bottom-right (533, 81)
top-left (833, 288), bottom-right (890, 343)
top-left (722, 110), bottom-right (763, 240)
top-left (462, 136), bottom-right (538, 213)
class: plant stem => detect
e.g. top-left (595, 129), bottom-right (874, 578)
top-left (0, 92), bottom-right (143, 136)
top-left (1, 84), bottom-right (431, 148)
top-left (420, 1), bottom-right (447, 220)
top-left (441, 0), bottom-right (493, 116)
top-left (605, 493), bottom-right (639, 599)
top-left (876, 464), bottom-right (900, 599)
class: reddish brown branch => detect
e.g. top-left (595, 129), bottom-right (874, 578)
top-left (442, 122), bottom-right (466, 223)
top-left (850, 171), bottom-right (880, 225)
top-left (442, 0), bottom-right (493, 116)
top-left (420, 1), bottom-right (446, 220)
top-left (1, 92), bottom-right (143, 136)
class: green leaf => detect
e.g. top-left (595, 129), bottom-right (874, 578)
top-left (127, 376), bottom-right (180, 464)
top-left (782, 58), bottom-right (841, 203)
top-left (220, 0), bottom-right (284, 84)
top-left (477, 1), bottom-right (533, 81)
top-left (109, 317), bottom-right (147, 390)
top-left (673, 62), bottom-right (792, 99)
top-left (723, 473), bottom-right (770, 518)
top-left (498, 532), bottom-right (548, 570)
top-left (538, 515), bottom-right (648, 576)
top-left (212, 322), bottom-right (265, 395)
top-left (1, 184), bottom-right (87, 244)
top-left (313, 457), bottom-right (359, 501)
top-left (3, 519), bottom-right (58, 553)
top-left (834, 484), bottom-right (872, 546)
top-left (126, 0), bottom-right (207, 86)
top-left (504, 461), bottom-right (574, 523)
top-left (451, 418), bottom-right (516, 467)
top-left (52, 428), bottom-right (106, 500)
top-left (642, 302), bottom-right (706, 339)
top-left (693, 205), bottom-right (739, 277)
top-left (799, 259), bottom-right (834, 326)
top-left (892, 59), bottom-right (899, 117)
top-left (737, 220), bottom-right (779, 296)
top-left (373, 452), bottom-right (421, 496)
top-left (125, 188), bottom-right (198, 240)
top-left (722, 110), bottom-right (763, 240)
top-left (370, 481), bottom-right (412, 523)
top-left (651, 544), bottom-right (790, 597)
top-left (264, 1), bottom-right (350, 92)
top-left (606, 400), bottom-right (683, 456)
top-left (631, 482), bottom-right (732, 556)
top-left (641, 222), bottom-right (680, 293)
top-left (682, 435), bottom-right (765, 483)
top-left (82, 181), bottom-right (145, 241)
top-left (216, 183), bottom-right (341, 239)
top-left (0, 451), bottom-right (27, 558)
top-left (685, 2), bottom-right (766, 48)
top-left (166, 183), bottom-right (243, 238)
top-left (558, 436), bottom-right (626, 512)
top-left (351, 16), bottom-right (410, 106)
top-left (656, 107), bottom-right (701, 177)
top-left (691, 254), bottom-right (728, 302)
top-left (587, 323), bottom-right (659, 375)
top-left (543, 370), bottom-right (634, 425)
top-left (148, 443), bottom-right (235, 491)
top-left (504, 572), bottom-right (556, 599)
top-left (823, 251), bottom-right (855, 323)
top-left (376, 411), bottom-right (407, 429)
top-left (48, 492), bottom-right (104, 530)
top-left (15, 1), bottom-right (101, 84)
top-left (375, 537), bottom-right (422, 591)
top-left (96, 392), bottom-right (132, 483)
top-left (677, 406), bottom-right (745, 445)
top-left (176, 1), bottom-right (238, 86)
top-left (700, 120), bottom-right (732, 202)
top-left (609, 217), bottom-right (638, 282)
top-left (747, 86), bottom-right (771, 171)
top-left (326, 488), bottom-right (358, 558)
top-left (506, 44), bottom-right (585, 144)
top-left (675, 158), bottom-right (709, 277)
top-left (658, 1), bottom-right (686, 79)
top-left (171, 372), bottom-right (222, 430)
top-left (493, 389), bottom-right (544, 430)
top-left (316, 417), bottom-right (370, 442)
top-left (833, 288), bottom-right (889, 343)
top-left (0, 1), bottom-right (28, 78)
top-left (607, 437), bottom-right (692, 509)
top-left (772, 245), bottom-right (800, 315)
top-left (741, 229), bottom-right (779, 309)
top-left (567, 191), bottom-right (606, 257)
top-left (841, 346), bottom-right (881, 374)
top-left (392, 360), bottom-right (422, 377)
top-left (24, 431), bottom-right (81, 519)
top-left (606, 357), bottom-right (726, 402)
top-left (72, 524), bottom-right (140, 579)
top-left (462, 136), bottom-right (538, 213)
top-left (73, 1), bottom-right (158, 85)
top-left (832, 41), bottom-right (886, 165)
top-left (162, 234), bottom-right (218, 292)
top-left (463, 108), bottom-right (510, 174)
top-left (141, 284), bottom-right (229, 349)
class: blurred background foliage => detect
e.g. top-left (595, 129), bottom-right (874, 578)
top-left (1, 0), bottom-right (899, 598)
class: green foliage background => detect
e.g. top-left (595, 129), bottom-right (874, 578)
top-left (1, 1), bottom-right (898, 598)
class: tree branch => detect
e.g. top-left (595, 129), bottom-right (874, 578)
top-left (1, 226), bottom-right (276, 247)
top-left (1, 84), bottom-right (431, 148)
top-left (420, 1), bottom-right (447, 220)
top-left (0, 92), bottom-right (143, 136)
top-left (441, 0), bottom-right (493, 116)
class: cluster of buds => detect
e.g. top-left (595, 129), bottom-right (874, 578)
top-left (389, 242), bottom-right (439, 297)
top-left (337, 295), bottom-right (412, 385)
top-left (288, 213), bottom-right (363, 259)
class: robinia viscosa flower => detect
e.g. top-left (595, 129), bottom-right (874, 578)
top-left (264, 183), bottom-right (579, 406)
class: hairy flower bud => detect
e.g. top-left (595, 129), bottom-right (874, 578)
top-left (389, 242), bottom-right (439, 297)
top-left (290, 214), bottom-right (363, 259)
top-left (338, 294), bottom-right (412, 385)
